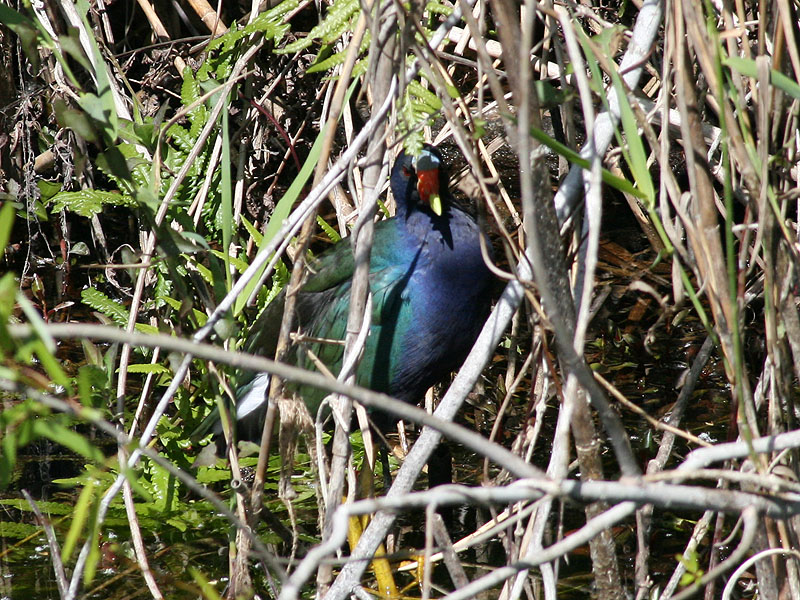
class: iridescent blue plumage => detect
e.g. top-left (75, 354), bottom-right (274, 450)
top-left (234, 145), bottom-right (493, 437)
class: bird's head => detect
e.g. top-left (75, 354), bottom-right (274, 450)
top-left (391, 144), bottom-right (448, 217)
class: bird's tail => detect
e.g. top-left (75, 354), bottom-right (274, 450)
top-left (230, 372), bottom-right (272, 441)
top-left (190, 372), bottom-right (272, 444)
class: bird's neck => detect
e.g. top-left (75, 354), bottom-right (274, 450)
top-left (397, 202), bottom-right (449, 235)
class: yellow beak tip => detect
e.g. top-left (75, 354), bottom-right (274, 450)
top-left (430, 193), bottom-right (443, 216)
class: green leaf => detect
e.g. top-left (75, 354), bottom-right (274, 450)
top-left (208, 249), bottom-right (250, 274)
top-left (131, 121), bottom-right (157, 149)
top-left (126, 364), bottom-right (172, 375)
top-left (592, 24), bottom-right (626, 57)
top-left (306, 48), bottom-right (343, 74)
top-left (397, 88), bottom-right (437, 147)
top-left (36, 179), bottom-right (63, 202)
top-left (0, 520), bottom-right (41, 539)
top-left (0, 498), bottom-right (74, 513)
top-left (194, 308), bottom-right (209, 327)
top-left (82, 288), bottom-right (130, 327)
top-left (53, 98), bottom-right (101, 143)
top-left (180, 66), bottom-right (208, 134)
top-left (278, 0), bottom-right (358, 53)
top-left (58, 28), bottom-right (93, 74)
top-left (247, 0), bottom-right (298, 31)
top-left (241, 216), bottom-right (263, 246)
top-left (62, 478), bottom-right (97, 562)
top-left (96, 146), bottom-right (133, 183)
top-left (307, 36), bottom-right (369, 74)
top-left (73, 0), bottom-right (118, 140)
top-left (608, 62), bottom-right (655, 204)
top-left (0, 431), bottom-right (17, 489)
top-left (529, 127), bottom-right (646, 199)
top-left (408, 80), bottom-right (442, 112)
top-left (0, 4), bottom-right (41, 71)
top-left (724, 56), bottom-right (800, 100)
top-left (195, 465), bottom-right (233, 484)
top-left (134, 322), bottom-right (160, 335)
top-left (79, 92), bottom-right (119, 142)
top-left (178, 231), bottom-right (211, 251)
top-left (146, 461), bottom-right (179, 512)
top-left (78, 365), bottom-right (107, 407)
top-left (49, 189), bottom-right (134, 218)
top-left (70, 241), bottom-right (90, 256)
top-left (84, 525), bottom-right (100, 584)
top-left (158, 296), bottom-right (183, 311)
top-left (426, 1), bottom-right (453, 16)
top-left (316, 216), bottom-right (342, 243)
top-left (0, 201), bottom-right (15, 256)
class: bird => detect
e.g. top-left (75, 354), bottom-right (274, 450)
top-left (225, 144), bottom-right (494, 448)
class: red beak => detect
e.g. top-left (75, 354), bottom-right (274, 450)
top-left (416, 168), bottom-right (439, 204)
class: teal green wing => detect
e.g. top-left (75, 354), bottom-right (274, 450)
top-left (301, 242), bottom-right (355, 293)
top-left (244, 219), bottom-right (407, 413)
top-left (302, 218), bottom-right (398, 293)
top-left (290, 262), bottom-right (411, 413)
